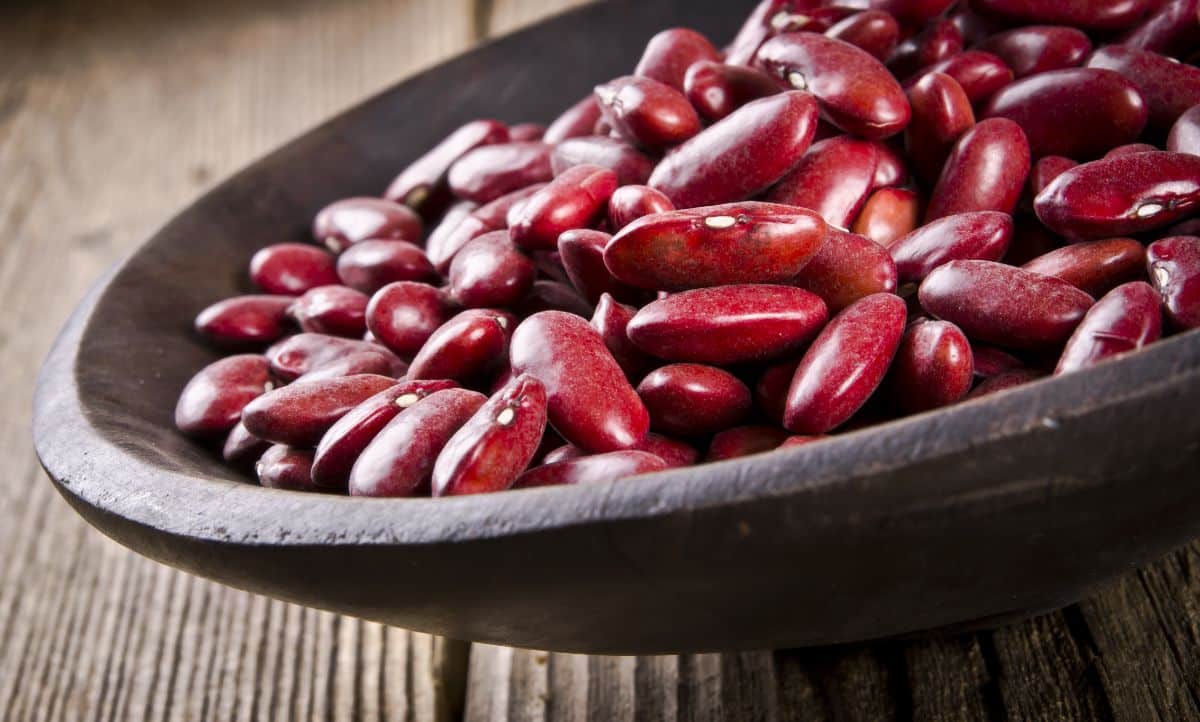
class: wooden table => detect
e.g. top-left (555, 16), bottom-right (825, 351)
top-left (3, 1), bottom-right (1199, 719)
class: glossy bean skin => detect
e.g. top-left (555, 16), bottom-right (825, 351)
top-left (627, 285), bottom-right (829, 365)
top-left (975, 26), bottom-right (1091, 79)
top-left (607, 185), bottom-right (675, 231)
top-left (194, 295), bottom-right (293, 348)
top-left (266, 332), bottom-right (406, 381)
top-left (783, 293), bottom-right (907, 434)
top-left (683, 61), bottom-right (781, 122)
top-left (594, 76), bottom-right (702, 151)
top-left (1167, 105), bottom-right (1200, 156)
top-left (542, 444), bottom-right (586, 465)
top-left (890, 211), bottom-right (1013, 283)
top-left (604, 202), bottom-right (827, 291)
top-left (432, 374), bottom-right (549, 496)
top-left (919, 260), bottom-right (1094, 349)
top-left (250, 243), bottom-right (338, 296)
top-left (636, 363), bottom-right (752, 437)
top-left (791, 229), bottom-right (897, 311)
top-left (510, 311), bottom-right (649, 452)
top-left (970, 0), bottom-right (1155, 31)
top-left (335, 240), bottom-right (437, 294)
top-left (242, 374), bottom-right (397, 447)
top-left (1087, 45), bottom-right (1200, 131)
top-left (222, 421), bottom-right (271, 469)
top-left (886, 319), bottom-right (974, 413)
top-left (706, 425), bottom-right (789, 461)
top-left (446, 142), bottom-right (553, 203)
top-left (634, 28), bottom-right (722, 90)
top-left (509, 164), bottom-right (618, 250)
top-left (926, 118), bottom-right (1030, 221)
top-left (312, 197), bottom-right (422, 254)
top-left (637, 433), bottom-right (698, 467)
top-left (1022, 238), bottom-right (1146, 296)
top-left (905, 72), bottom-right (976, 186)
top-left (826, 12), bottom-right (901, 64)
top-left (175, 354), bottom-right (273, 437)
top-left (257, 446), bottom-right (320, 492)
top-left (544, 95), bottom-right (603, 144)
top-left (870, 142), bottom-right (908, 189)
top-left (513, 450), bottom-right (667, 488)
top-left (756, 32), bottom-right (910, 139)
top-left (1055, 281), bottom-right (1161, 375)
top-left (971, 343), bottom-right (1025, 378)
top-left (767, 137), bottom-right (878, 228)
top-left (346, 388), bottom-right (486, 497)
top-left (852, 187), bottom-right (920, 247)
top-left (888, 18), bottom-right (963, 78)
top-left (365, 281), bottom-right (454, 357)
top-left (1030, 155), bottom-right (1078, 196)
top-left (1147, 235), bottom-right (1200, 329)
top-left (407, 309), bottom-right (514, 384)
top-left (648, 91), bottom-right (819, 208)
top-left (913, 51), bottom-right (1013, 106)
top-left (558, 230), bottom-right (642, 305)
top-left (310, 380), bottom-right (459, 490)
top-left (550, 136), bottom-right (655, 186)
top-left (591, 293), bottom-right (656, 382)
top-left (447, 232), bottom-right (535, 308)
top-left (514, 280), bottom-right (594, 318)
top-left (725, 0), bottom-right (815, 67)
top-left (294, 349), bottom-right (403, 381)
top-left (1119, 0), bottom-right (1200, 58)
top-left (383, 119), bottom-right (509, 214)
top-left (981, 69), bottom-right (1147, 159)
top-left (753, 358), bottom-right (797, 424)
top-left (1034, 152), bottom-right (1200, 239)
top-left (424, 201), bottom-right (480, 272)
top-left (287, 285), bottom-right (369, 338)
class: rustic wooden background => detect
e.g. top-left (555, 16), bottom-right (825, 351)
top-left (3, 0), bottom-right (1200, 719)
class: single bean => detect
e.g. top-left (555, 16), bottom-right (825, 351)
top-left (1167, 105), bottom-right (1200, 156)
top-left (509, 164), bottom-right (617, 250)
top-left (683, 61), bottom-right (781, 122)
top-left (544, 95), bottom-right (603, 144)
top-left (591, 293), bottom-right (656, 382)
top-left (637, 363), bottom-right (752, 437)
top-left (607, 185), bottom-right (675, 231)
top-left (1087, 45), bottom-right (1200, 130)
top-left (250, 243), bottom-right (338, 296)
top-left (636, 432), bottom-right (698, 467)
top-left (222, 421), bottom-right (271, 469)
top-left (365, 281), bottom-right (454, 357)
top-left (424, 201), bottom-right (480, 272)
top-left (754, 358), bottom-right (798, 424)
top-left (725, 0), bottom-right (817, 67)
top-left (826, 10), bottom-right (901, 61)
top-left (975, 25), bottom-right (1092, 79)
top-left (968, 368), bottom-right (1043, 397)
top-left (911, 51), bottom-right (1013, 106)
top-left (446, 142), bottom-right (553, 203)
top-left (312, 197), bottom-right (422, 253)
top-left (446, 231), bottom-right (535, 308)
top-left (295, 350), bottom-right (401, 382)
top-left (634, 28), bottom-right (722, 90)
top-left (1055, 281), bottom-right (1162, 375)
top-left (926, 118), bottom-right (1030, 221)
top-left (257, 446), bottom-right (320, 492)
top-left (475, 182), bottom-right (549, 228)
top-left (542, 444), bottom-right (586, 465)
top-left (791, 228), bottom-right (897, 312)
top-left (871, 142), bottom-right (908, 189)
top-left (888, 19), bottom-right (964, 78)
top-left (706, 425), bottom-right (790, 461)
top-left (287, 285), bottom-right (369, 338)
top-left (970, 0), bottom-right (1155, 31)
top-left (175, 354), bottom-right (273, 437)
top-left (1147, 235), bottom-right (1200, 329)
top-left (514, 280), bottom-right (594, 318)
top-left (1118, 0), bottom-right (1200, 58)
top-left (971, 343), bottom-right (1025, 378)
top-left (266, 332), bottom-right (406, 381)
top-left (510, 123), bottom-right (546, 142)
top-left (242, 374), bottom-right (397, 447)
top-left (513, 450), bottom-right (667, 488)
top-left (891, 211), bottom-right (1013, 283)
top-left (335, 240), bottom-right (436, 294)
top-left (1029, 156), bottom-right (1078, 197)
top-left (557, 229), bottom-right (641, 305)
top-left (406, 309), bottom-right (514, 384)
top-left (905, 72), bottom-right (976, 186)
top-left (550, 135), bottom-right (655, 186)
top-left (594, 75), bottom-right (702, 151)
top-left (1022, 238), bottom-right (1146, 297)
top-left (383, 119), bottom-right (509, 214)
top-left (194, 295), bottom-right (293, 348)
top-left (852, 187), bottom-right (920, 247)
top-left (767, 136), bottom-right (879, 228)
top-left (421, 185), bottom-right (551, 273)
top-left (886, 318), bottom-right (974, 413)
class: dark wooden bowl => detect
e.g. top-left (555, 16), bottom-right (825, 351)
top-left (32, 0), bottom-right (1200, 655)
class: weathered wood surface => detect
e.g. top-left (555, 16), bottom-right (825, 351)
top-left (3, 0), bottom-right (1200, 720)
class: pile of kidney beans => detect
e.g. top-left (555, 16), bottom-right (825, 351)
top-left (175, 0), bottom-right (1200, 496)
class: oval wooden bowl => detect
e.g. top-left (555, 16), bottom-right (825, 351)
top-left (32, 0), bottom-right (1200, 654)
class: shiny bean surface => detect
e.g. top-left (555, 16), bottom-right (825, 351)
top-left (637, 363), bottom-right (752, 437)
top-left (266, 332), bottom-right (406, 381)
top-left (384, 119), bottom-right (509, 214)
top-left (195, 295), bottom-right (293, 348)
top-left (1022, 238), bottom-right (1146, 296)
top-left (446, 142), bottom-right (553, 203)
top-left (905, 72), bottom-right (976, 185)
top-left (250, 243), bottom-right (339, 296)
top-left (287, 285), bottom-right (369, 338)
top-left (595, 75), bottom-right (702, 150)
top-left (242, 374), bottom-right (397, 447)
top-left (558, 230), bottom-right (642, 305)
top-left (852, 187), bottom-right (920, 247)
top-left (335, 240), bottom-right (437, 294)
top-left (1087, 45), bottom-right (1200, 130)
top-left (406, 309), bottom-right (513, 384)
top-left (634, 28), bottom-right (722, 90)
top-left (365, 281), bottom-right (453, 357)
top-left (447, 232), bottom-right (536, 309)
top-left (175, 354), bottom-right (273, 437)
top-left (509, 164), bottom-right (617, 250)
top-left (607, 185), bottom-right (675, 231)
top-left (975, 25), bottom-right (1091, 78)
top-left (891, 211), bottom-right (1013, 283)
top-left (791, 228), bottom-right (898, 311)
top-left (926, 118), bottom-right (1030, 221)
top-left (313, 197), bottom-right (422, 253)
top-left (1147, 235), bottom-right (1200, 329)
top-left (256, 446), bottom-right (319, 492)
top-left (590, 293), bottom-right (656, 382)
top-left (514, 450), bottom-right (667, 488)
top-left (767, 136), bottom-right (879, 227)
top-left (886, 319), bottom-right (974, 413)
top-left (544, 95), bottom-right (603, 144)
top-left (706, 425), bottom-right (789, 461)
top-left (550, 136), bottom-right (656, 186)
top-left (1055, 281), bottom-right (1162, 374)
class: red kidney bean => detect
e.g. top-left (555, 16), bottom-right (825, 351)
top-left (1022, 238), bottom-right (1146, 296)
top-left (446, 231), bottom-right (535, 308)
top-left (783, 293), bottom-right (906, 434)
top-left (1055, 281), bottom-right (1162, 375)
top-left (594, 76), bottom-right (702, 151)
top-left (852, 187), bottom-right (920, 247)
top-left (1119, 0), bottom-right (1200, 58)
top-left (918, 260), bottom-right (1094, 349)
top-left (886, 318), bottom-right (974, 413)
top-left (1034, 152), bottom-right (1200, 239)
top-left (706, 425), bottom-right (790, 461)
top-left (1087, 45), bottom-right (1200, 130)
top-left (754, 358), bottom-right (798, 424)
top-left (683, 61), bottom-right (781, 122)
top-left (310, 380), bottom-right (459, 490)
top-left (312, 197), bottom-right (422, 253)
top-left (968, 367), bottom-right (1043, 397)
top-left (1103, 143), bottom-right (1159, 159)
top-left (1168, 105), bottom-right (1200, 156)
top-left (406, 309), bottom-right (514, 384)
top-left (1030, 155), bottom-right (1078, 197)
top-left (249, 243), bottom-right (338, 296)
top-left (767, 136), bottom-right (879, 228)
top-left (266, 332), bottom-right (405, 381)
top-left (529, 249), bottom-right (571, 285)
top-left (792, 228), bottom-right (897, 312)
top-left (510, 311), bottom-right (648, 452)
top-left (971, 343), bottom-right (1025, 378)
top-left (383, 119), bottom-right (509, 214)
top-left (508, 164), bottom-right (617, 250)
top-left (424, 201), bottom-right (479, 270)
top-left (890, 211), bottom-right (1013, 283)
top-left (904, 72), bottom-right (976, 186)
top-left (474, 182), bottom-right (549, 228)
top-left (912, 51), bottom-right (1013, 106)
top-left (604, 202), bottom-right (827, 291)
top-left (446, 142), bottom-right (553, 203)
top-left (550, 136), bottom-right (655, 187)
top-left (756, 32), bottom-right (910, 139)
top-left (628, 285), bottom-right (828, 365)
top-left (544, 95), bottom-right (604, 144)
top-left (949, 5), bottom-right (1002, 46)
top-left (926, 118), bottom-right (1029, 221)
top-left (287, 285), bottom-right (369, 338)
top-left (257, 446), bottom-right (320, 492)
top-left (432, 374), bottom-right (548, 496)
top-left (514, 280), bottom-right (593, 318)
top-left (636, 432), bottom-right (698, 467)
top-left (365, 281), bottom-right (453, 357)
top-left (590, 293), bottom-right (656, 382)
top-left (870, 142), bottom-right (908, 189)
top-left (971, 0), bottom-right (1155, 31)
top-left (242, 374), bottom-right (396, 447)
top-left (975, 26), bottom-right (1091, 79)
top-left (175, 354), bottom-right (273, 437)
top-left (636, 363), bottom-right (751, 437)
top-left (510, 123), bottom-right (546, 142)
top-left (826, 11), bottom-right (900, 62)
top-left (889, 19), bottom-right (964, 79)
top-left (981, 69), bottom-right (1147, 159)
top-left (607, 185), bottom-right (675, 231)
top-left (557, 229), bottom-right (640, 305)
top-left (296, 348), bottom-right (402, 381)
top-left (335, 240), bottom-right (436, 294)
top-left (780, 435), bottom-right (824, 448)
top-left (648, 91), bottom-right (819, 207)
top-left (1147, 235), bottom-right (1200, 329)
top-left (513, 450), bottom-right (667, 488)
top-left (725, 0), bottom-right (814, 67)
top-left (634, 28), bottom-right (722, 90)
top-left (194, 295), bottom-right (293, 348)
top-left (223, 421), bottom-right (271, 469)
top-left (542, 444), bottom-right (586, 465)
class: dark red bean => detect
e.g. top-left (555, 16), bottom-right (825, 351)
top-left (424, 201), bottom-right (480, 272)
top-left (1087, 45), bottom-right (1200, 130)
top-left (514, 280), bottom-right (594, 318)
top-left (627, 285), bottom-right (828, 365)
top-left (542, 444), bottom-right (586, 465)
top-left (432, 374), bottom-right (549, 496)
top-left (756, 32), bottom-right (910, 139)
top-left (446, 142), bottom-right (553, 203)
top-left (266, 332), bottom-right (406, 381)
top-left (968, 367), bottom-right (1043, 397)
top-left (365, 281), bottom-right (453, 357)
top-left (604, 202), bottom-right (827, 291)
top-left (544, 95), bottom-right (603, 144)
top-left (1104, 143), bottom-right (1159, 159)
top-left (194, 295), bottom-right (293, 348)
top-left (634, 28), bottom-right (722, 90)
top-left (475, 182), bottom-right (549, 228)
top-left (510, 311), bottom-right (649, 452)
top-left (784, 293), bottom-right (907, 434)
top-left (648, 91), bottom-right (819, 208)
top-left (975, 25), bottom-right (1091, 80)
top-left (607, 185), bottom-right (675, 231)
top-left (296, 349), bottom-right (405, 381)
top-left (1030, 155), bottom-right (1078, 197)
top-left (312, 197), bottom-right (422, 253)
top-left (905, 72), bottom-right (976, 186)
top-left (510, 123), bottom-right (546, 142)
top-left (1147, 235), bottom-right (1200, 329)
top-left (590, 293), bottom-right (656, 382)
top-left (557, 229), bottom-right (640, 305)
top-left (1022, 238), bottom-right (1146, 296)
top-left (550, 135), bottom-right (656, 186)
top-left (508, 164), bottom-right (617, 250)
top-left (636, 363), bottom-right (751, 437)
top-left (1003, 215), bottom-right (1064, 265)
top-left (890, 211), bottom-right (1013, 283)
top-left (918, 260), bottom-right (1094, 349)
top-left (594, 75), bottom-right (702, 151)
top-left (383, 119), bottom-right (509, 213)
top-left (513, 450), bottom-right (667, 488)
top-left (1034, 152), bottom-right (1200, 239)
top-left (249, 243), bottom-right (338, 296)
top-left (446, 231), bottom-right (535, 308)
top-left (1167, 105), bottom-right (1200, 156)
top-left (257, 446), bottom-right (320, 492)
top-left (706, 425), bottom-right (789, 461)
top-left (981, 69), bottom-right (1146, 160)
top-left (175, 354), bottom-right (273, 437)
top-left (242, 374), bottom-right (397, 447)
top-left (913, 51), bottom-right (1013, 106)
top-left (754, 358), bottom-right (798, 424)
top-left (636, 433), bottom-right (698, 467)
top-left (287, 285), bottom-right (369, 338)
top-left (1055, 281), bottom-right (1161, 375)
top-left (826, 11), bottom-right (900, 62)
top-left (725, 0), bottom-right (818, 67)
top-left (407, 309), bottom-right (513, 384)
top-left (870, 142), bottom-right (908, 189)
top-left (970, 0), bottom-right (1154, 31)
top-left (889, 19), bottom-right (964, 78)
top-left (926, 118), bottom-right (1030, 221)
top-left (334, 240), bottom-right (437, 294)
top-left (792, 228), bottom-right (897, 312)
top-left (767, 136), bottom-right (879, 228)
top-left (886, 319), bottom-right (974, 413)
top-left (852, 187), bottom-right (920, 247)
top-left (971, 343), bottom-right (1025, 378)
top-left (871, 0), bottom-right (957, 25)
top-left (222, 421), bottom-right (271, 469)
top-left (1118, 0), bottom-right (1200, 58)
top-left (683, 61), bottom-right (781, 122)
